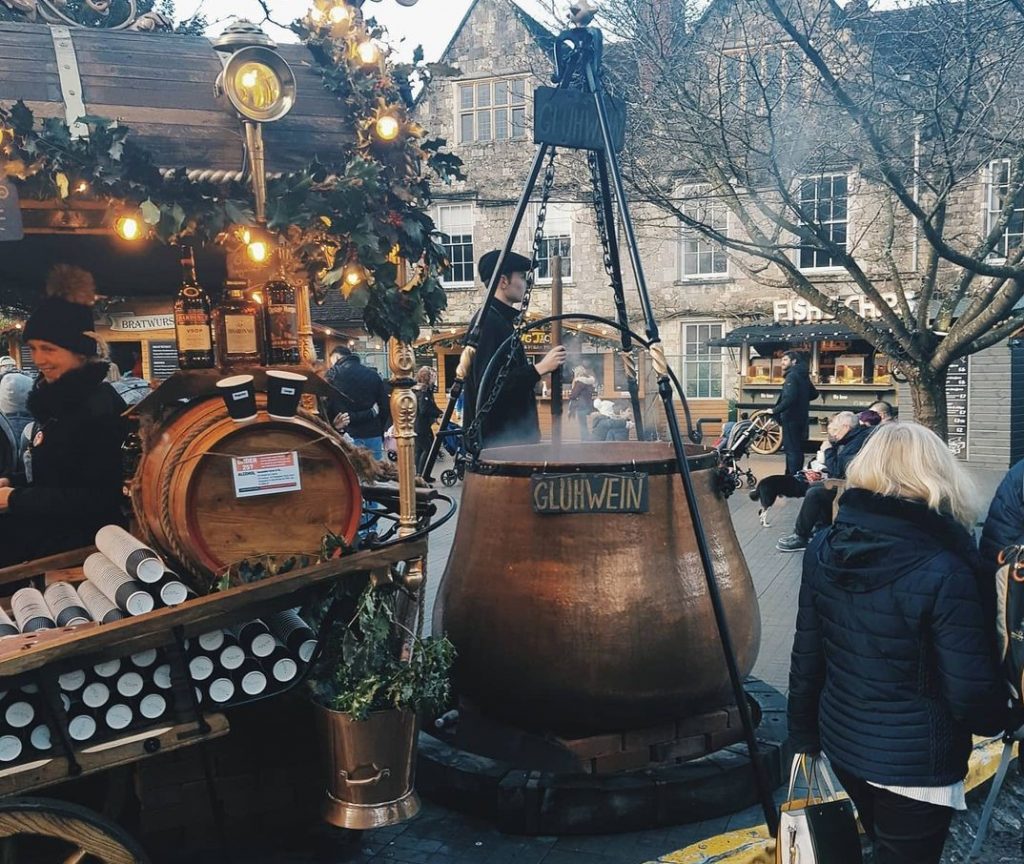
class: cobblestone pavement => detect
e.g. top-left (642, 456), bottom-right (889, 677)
top-left (236, 453), bottom-right (1014, 864)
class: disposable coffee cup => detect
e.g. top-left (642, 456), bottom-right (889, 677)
top-left (83, 553), bottom-right (154, 617)
top-left (95, 525), bottom-right (165, 585)
top-left (0, 607), bottom-right (18, 638)
top-left (11, 588), bottom-right (56, 633)
top-left (266, 370), bottom-right (307, 420)
top-left (155, 575), bottom-right (189, 607)
top-left (43, 583), bottom-right (92, 628)
top-left (77, 581), bottom-right (125, 625)
top-left (217, 375), bottom-right (257, 422)
top-left (139, 693), bottom-right (167, 720)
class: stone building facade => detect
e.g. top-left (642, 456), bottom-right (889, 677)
top-left (414, 0), bottom-right (1024, 467)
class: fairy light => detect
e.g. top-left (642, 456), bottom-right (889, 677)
top-left (344, 264), bottom-right (365, 287)
top-left (356, 40), bottom-right (380, 65)
top-left (115, 215), bottom-right (141, 241)
top-left (328, 4), bottom-right (350, 24)
top-left (247, 239), bottom-right (270, 263)
top-left (375, 114), bottom-right (400, 142)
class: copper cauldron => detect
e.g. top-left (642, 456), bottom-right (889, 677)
top-left (433, 442), bottom-right (760, 735)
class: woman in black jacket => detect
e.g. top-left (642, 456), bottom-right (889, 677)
top-left (788, 422), bottom-right (1006, 864)
top-left (413, 366), bottom-right (442, 476)
top-left (0, 266), bottom-right (127, 566)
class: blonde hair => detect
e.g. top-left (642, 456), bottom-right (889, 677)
top-left (845, 422), bottom-right (981, 529)
top-left (415, 366), bottom-right (434, 386)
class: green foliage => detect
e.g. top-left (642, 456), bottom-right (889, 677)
top-left (307, 582), bottom-right (455, 721)
top-left (0, 10), bottom-right (465, 343)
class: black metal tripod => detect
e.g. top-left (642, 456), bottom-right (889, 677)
top-left (423, 24), bottom-right (779, 837)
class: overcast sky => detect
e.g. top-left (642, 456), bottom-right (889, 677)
top-left (198, 0), bottom-right (562, 61)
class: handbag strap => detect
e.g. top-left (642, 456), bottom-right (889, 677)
top-left (787, 753), bottom-right (841, 804)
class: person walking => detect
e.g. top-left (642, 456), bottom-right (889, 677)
top-left (776, 411), bottom-right (872, 552)
top-left (0, 266), bottom-right (128, 566)
top-left (463, 250), bottom-right (566, 449)
top-left (0, 372), bottom-right (32, 478)
top-left (788, 422), bottom-right (1006, 864)
top-left (325, 346), bottom-right (391, 460)
top-left (414, 366), bottom-right (442, 476)
top-left (567, 364), bottom-right (596, 441)
top-left (771, 351), bottom-right (818, 476)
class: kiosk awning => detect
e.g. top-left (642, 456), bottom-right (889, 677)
top-left (710, 323), bottom-right (864, 347)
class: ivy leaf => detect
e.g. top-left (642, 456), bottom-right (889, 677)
top-left (170, 203), bottom-right (187, 234)
top-left (224, 200), bottom-right (250, 225)
top-left (9, 101), bottom-right (34, 137)
top-left (140, 199), bottom-right (161, 226)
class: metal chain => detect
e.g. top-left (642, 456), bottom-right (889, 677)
top-left (465, 150), bottom-right (558, 454)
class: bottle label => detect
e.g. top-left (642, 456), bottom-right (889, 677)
top-left (176, 316), bottom-right (212, 352)
top-left (225, 315), bottom-right (258, 355)
top-left (267, 303), bottom-right (298, 349)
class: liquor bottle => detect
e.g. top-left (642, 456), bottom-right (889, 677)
top-left (263, 279), bottom-right (300, 365)
top-left (214, 281), bottom-right (266, 368)
top-left (174, 245), bottom-right (215, 370)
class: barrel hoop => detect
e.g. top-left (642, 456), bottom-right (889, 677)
top-left (157, 410), bottom-right (224, 589)
top-left (471, 451), bottom-right (717, 478)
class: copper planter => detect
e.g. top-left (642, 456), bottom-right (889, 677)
top-left (315, 705), bottom-right (421, 830)
top-left (433, 442), bottom-right (761, 735)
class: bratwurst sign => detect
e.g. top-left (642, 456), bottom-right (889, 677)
top-left (531, 472), bottom-right (649, 515)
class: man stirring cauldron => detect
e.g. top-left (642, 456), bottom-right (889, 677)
top-left (463, 250), bottom-right (566, 449)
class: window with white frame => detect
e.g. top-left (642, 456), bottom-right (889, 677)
top-left (680, 322), bottom-right (725, 399)
top-left (532, 203), bottom-right (573, 283)
top-left (680, 188), bottom-right (728, 278)
top-left (986, 159), bottom-right (1024, 260)
top-left (798, 174), bottom-right (848, 270)
top-left (458, 77), bottom-right (527, 144)
top-left (436, 204), bottom-right (475, 287)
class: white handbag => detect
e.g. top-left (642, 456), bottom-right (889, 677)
top-left (777, 754), bottom-right (862, 864)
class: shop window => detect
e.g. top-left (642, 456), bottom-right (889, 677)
top-left (986, 158), bottom-right (1024, 260)
top-left (679, 187), bottom-right (728, 279)
top-left (457, 77), bottom-right (527, 144)
top-left (680, 322), bottom-right (724, 399)
top-left (531, 203), bottom-right (573, 284)
top-left (436, 204), bottom-right (475, 288)
top-left (798, 174), bottom-right (847, 270)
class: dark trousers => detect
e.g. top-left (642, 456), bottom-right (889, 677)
top-left (794, 484), bottom-right (837, 538)
top-left (832, 766), bottom-right (954, 864)
top-left (781, 422), bottom-right (805, 476)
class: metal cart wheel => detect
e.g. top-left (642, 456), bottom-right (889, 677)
top-left (746, 474), bottom-right (758, 489)
top-left (748, 411), bottom-right (783, 455)
top-left (441, 469), bottom-right (458, 487)
top-left (0, 797), bottom-right (151, 864)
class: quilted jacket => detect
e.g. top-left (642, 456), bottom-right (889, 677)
top-left (788, 488), bottom-right (1006, 785)
top-left (980, 459), bottom-right (1024, 569)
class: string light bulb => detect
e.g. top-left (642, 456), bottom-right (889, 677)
top-left (344, 264), bottom-right (365, 287)
top-left (356, 40), bottom-right (380, 65)
top-left (328, 4), bottom-right (351, 23)
top-left (375, 114), bottom-right (400, 142)
top-left (247, 238), bottom-right (270, 263)
top-left (115, 215), bottom-right (141, 241)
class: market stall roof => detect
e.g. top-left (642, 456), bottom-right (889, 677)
top-left (415, 314), bottom-right (624, 349)
top-left (710, 322), bottom-right (864, 347)
top-left (0, 23), bottom-right (352, 173)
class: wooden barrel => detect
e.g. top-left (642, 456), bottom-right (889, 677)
top-left (133, 396), bottom-right (361, 583)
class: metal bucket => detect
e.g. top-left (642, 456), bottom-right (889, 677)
top-left (433, 441), bottom-right (761, 735)
top-left (315, 706), bottom-right (421, 830)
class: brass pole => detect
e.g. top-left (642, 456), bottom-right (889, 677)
top-left (388, 324), bottom-right (423, 595)
top-left (550, 255), bottom-right (563, 445)
top-left (243, 121), bottom-right (268, 224)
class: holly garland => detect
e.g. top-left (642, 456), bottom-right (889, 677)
top-left (0, 3), bottom-right (465, 343)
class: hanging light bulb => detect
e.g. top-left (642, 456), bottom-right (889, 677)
top-left (74, 181), bottom-right (89, 194)
top-left (375, 114), bottom-right (401, 142)
top-left (115, 215), bottom-right (141, 241)
top-left (344, 264), bottom-right (365, 287)
top-left (356, 40), bottom-right (380, 65)
top-left (328, 4), bottom-right (351, 24)
top-left (247, 238), bottom-right (270, 263)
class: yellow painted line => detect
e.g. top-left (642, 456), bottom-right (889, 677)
top-left (648, 737), bottom-right (1015, 864)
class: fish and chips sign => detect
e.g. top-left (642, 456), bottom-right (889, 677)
top-left (531, 472), bottom-right (649, 515)
top-left (773, 292), bottom-right (908, 323)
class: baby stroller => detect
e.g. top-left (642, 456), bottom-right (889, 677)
top-left (714, 418), bottom-right (760, 490)
top-left (438, 422), bottom-right (466, 487)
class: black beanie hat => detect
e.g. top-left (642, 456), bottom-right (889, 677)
top-left (22, 265), bottom-right (99, 357)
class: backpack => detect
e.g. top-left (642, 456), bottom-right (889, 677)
top-left (995, 545), bottom-right (1024, 705)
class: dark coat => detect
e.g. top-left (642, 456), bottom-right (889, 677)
top-left (823, 423), bottom-right (873, 479)
top-left (414, 387), bottom-right (442, 446)
top-left (1, 362), bottom-right (127, 564)
top-left (980, 459), bottom-right (1024, 569)
top-left (788, 489), bottom-right (1006, 786)
top-left (463, 301), bottom-right (540, 449)
top-left (773, 363), bottom-right (818, 438)
top-left (326, 356), bottom-right (391, 440)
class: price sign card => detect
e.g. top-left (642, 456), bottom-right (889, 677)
top-left (232, 451), bottom-right (302, 499)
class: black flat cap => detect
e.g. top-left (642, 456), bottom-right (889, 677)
top-left (478, 250), bottom-right (533, 284)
